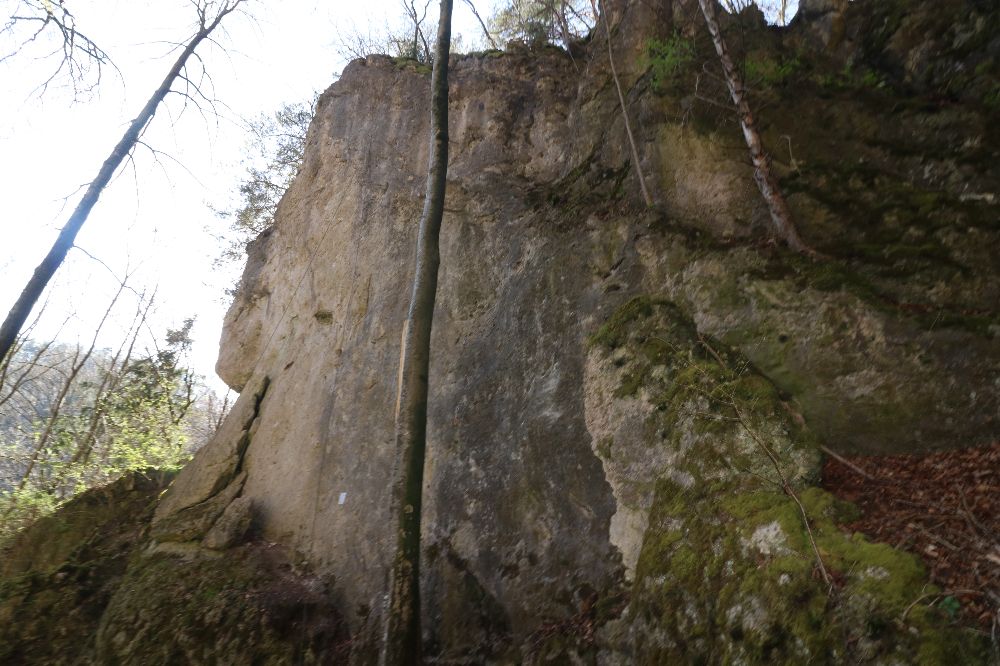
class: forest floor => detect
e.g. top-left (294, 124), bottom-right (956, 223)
top-left (822, 441), bottom-right (1000, 635)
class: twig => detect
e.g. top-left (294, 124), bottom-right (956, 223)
top-left (697, 333), bottom-right (728, 369)
top-left (914, 525), bottom-right (960, 552)
top-left (691, 330), bottom-right (832, 589)
top-left (957, 485), bottom-right (993, 541)
top-left (901, 589), bottom-right (986, 623)
top-left (820, 444), bottom-right (873, 480)
top-left (780, 134), bottom-right (800, 172)
top-left (731, 399), bottom-right (832, 588)
top-left (461, 0), bottom-right (497, 49)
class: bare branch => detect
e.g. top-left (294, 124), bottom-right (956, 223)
top-left (1, 0), bottom-right (117, 100)
top-left (0, 0), bottom-right (248, 361)
top-left (461, 0), bottom-right (498, 49)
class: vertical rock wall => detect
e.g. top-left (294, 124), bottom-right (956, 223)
top-left (152, 1), bottom-right (999, 658)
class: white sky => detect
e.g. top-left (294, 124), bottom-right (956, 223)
top-left (0, 0), bottom-right (489, 392)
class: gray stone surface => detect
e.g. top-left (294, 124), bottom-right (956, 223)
top-left (152, 13), bottom-right (999, 657)
top-left (202, 497), bottom-right (254, 550)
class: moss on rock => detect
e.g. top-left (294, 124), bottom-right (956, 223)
top-left (620, 479), bottom-right (990, 664)
top-left (96, 544), bottom-right (349, 664)
top-left (0, 471), bottom-right (173, 665)
top-left (0, 471), bottom-right (349, 665)
top-left (586, 295), bottom-right (990, 663)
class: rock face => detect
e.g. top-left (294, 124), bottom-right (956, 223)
top-left (144, 0), bottom-right (997, 661)
top-left (0, 472), bottom-right (350, 664)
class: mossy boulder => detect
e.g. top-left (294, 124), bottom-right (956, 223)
top-left (0, 471), bottom-right (173, 664)
top-left (95, 544), bottom-right (348, 664)
top-left (583, 296), bottom-right (990, 663)
top-left (0, 471), bottom-right (348, 665)
top-left (584, 295), bottom-right (819, 575)
top-left (607, 480), bottom-right (990, 664)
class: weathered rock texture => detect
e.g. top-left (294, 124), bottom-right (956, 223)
top-left (154, 3), bottom-right (1000, 659)
top-left (25, 0), bottom-right (992, 662)
top-left (0, 472), bottom-right (350, 664)
top-left (0, 472), bottom-right (172, 664)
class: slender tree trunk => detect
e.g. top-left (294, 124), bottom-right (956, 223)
top-left (380, 1), bottom-right (453, 663)
top-left (697, 0), bottom-right (812, 254)
top-left (0, 1), bottom-right (244, 362)
top-left (69, 291), bottom-right (154, 468)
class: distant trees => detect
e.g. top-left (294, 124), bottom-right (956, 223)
top-left (0, 0), bottom-right (250, 365)
top-left (0, 295), bottom-right (228, 542)
top-left (721, 0), bottom-right (797, 26)
top-left (489, 0), bottom-right (593, 47)
top-left (337, 0), bottom-right (437, 63)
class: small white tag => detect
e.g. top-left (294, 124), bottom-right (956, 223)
top-left (338, 492), bottom-right (347, 505)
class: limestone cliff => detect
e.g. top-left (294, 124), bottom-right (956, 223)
top-left (2, 0), bottom-right (998, 662)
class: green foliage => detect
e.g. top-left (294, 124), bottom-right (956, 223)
top-left (0, 321), bottom-right (221, 543)
top-left (858, 67), bottom-right (885, 89)
top-left (589, 295), bottom-right (659, 349)
top-left (488, 0), bottom-right (592, 48)
top-left (744, 54), bottom-right (802, 86)
top-left (813, 62), bottom-right (887, 92)
top-left (214, 100), bottom-right (316, 272)
top-left (982, 84), bottom-right (1000, 110)
top-left (647, 34), bottom-right (696, 89)
top-left (0, 486), bottom-right (59, 543)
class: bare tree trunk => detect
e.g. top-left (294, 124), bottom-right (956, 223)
top-left (69, 290), bottom-right (155, 468)
top-left (0, 0), bottom-right (246, 363)
top-left (380, 1), bottom-right (453, 664)
top-left (595, 0), bottom-right (654, 208)
top-left (697, 0), bottom-right (813, 254)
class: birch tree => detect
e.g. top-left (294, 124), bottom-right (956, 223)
top-left (697, 0), bottom-right (812, 254)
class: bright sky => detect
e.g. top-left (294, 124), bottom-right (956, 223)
top-left (0, 0), bottom-right (489, 392)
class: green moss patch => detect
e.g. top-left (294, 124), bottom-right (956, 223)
top-left (97, 544), bottom-right (349, 664)
top-left (0, 472), bottom-right (173, 665)
top-left (590, 295), bottom-right (818, 484)
top-left (628, 479), bottom-right (990, 664)
top-left (0, 470), bottom-right (349, 664)
top-left (589, 295), bottom-right (989, 662)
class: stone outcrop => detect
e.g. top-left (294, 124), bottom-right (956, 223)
top-left (4, 1), bottom-right (996, 662)
top-left (152, 0), bottom-right (997, 659)
top-left (0, 472), bottom-right (350, 664)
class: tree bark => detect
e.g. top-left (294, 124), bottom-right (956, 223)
top-left (380, 1), bottom-right (453, 664)
top-left (0, 1), bottom-right (245, 363)
top-left (697, 0), bottom-right (812, 254)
